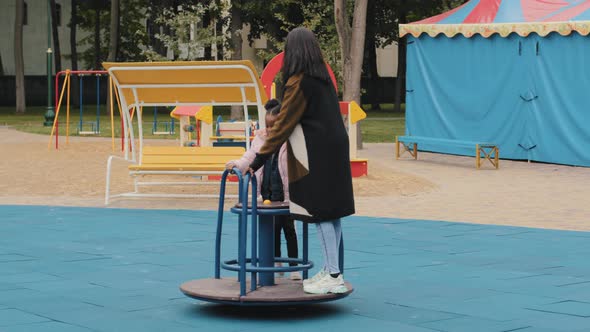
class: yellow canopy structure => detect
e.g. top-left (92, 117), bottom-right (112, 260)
top-left (103, 61), bottom-right (268, 107)
top-left (104, 60), bottom-right (269, 161)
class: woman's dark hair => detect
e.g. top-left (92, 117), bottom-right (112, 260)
top-left (281, 27), bottom-right (331, 85)
top-left (264, 98), bottom-right (281, 115)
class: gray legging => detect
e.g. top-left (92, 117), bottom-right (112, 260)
top-left (315, 219), bottom-right (342, 274)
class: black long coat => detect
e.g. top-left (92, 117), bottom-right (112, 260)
top-left (250, 73), bottom-right (355, 222)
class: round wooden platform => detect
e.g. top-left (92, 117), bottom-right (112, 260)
top-left (234, 201), bottom-right (290, 209)
top-left (180, 278), bottom-right (353, 306)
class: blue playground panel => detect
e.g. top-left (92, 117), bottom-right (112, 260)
top-left (1, 205), bottom-right (590, 331)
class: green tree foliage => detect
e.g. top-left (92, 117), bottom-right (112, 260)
top-left (72, 0), bottom-right (468, 71)
top-left (242, 0), bottom-right (467, 92)
top-left (363, 0), bottom-right (467, 48)
top-left (142, 2), bottom-right (224, 61)
top-left (77, 0), bottom-right (148, 69)
top-left (243, 1), bottom-right (342, 89)
top-left (404, 0), bottom-right (468, 26)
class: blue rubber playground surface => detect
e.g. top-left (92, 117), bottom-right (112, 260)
top-left (1, 205), bottom-right (590, 332)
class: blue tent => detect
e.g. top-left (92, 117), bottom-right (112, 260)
top-left (400, 0), bottom-right (590, 166)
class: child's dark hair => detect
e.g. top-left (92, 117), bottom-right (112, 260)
top-left (265, 99), bottom-right (281, 115)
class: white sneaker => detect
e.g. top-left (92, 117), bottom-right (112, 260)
top-left (303, 274), bottom-right (348, 294)
top-left (290, 271), bottom-right (302, 280)
top-left (275, 262), bottom-right (284, 277)
top-left (303, 268), bottom-right (327, 286)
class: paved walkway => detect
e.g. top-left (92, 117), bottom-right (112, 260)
top-left (1, 206), bottom-right (589, 331)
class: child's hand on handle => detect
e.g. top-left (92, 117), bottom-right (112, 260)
top-left (225, 161), bottom-right (253, 176)
top-left (225, 161), bottom-right (236, 171)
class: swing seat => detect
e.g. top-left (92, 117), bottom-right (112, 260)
top-left (78, 121), bottom-right (100, 135)
top-left (152, 121), bottom-right (176, 135)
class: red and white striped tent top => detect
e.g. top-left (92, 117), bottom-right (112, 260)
top-left (401, 0), bottom-right (590, 38)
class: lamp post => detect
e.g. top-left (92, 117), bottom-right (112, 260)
top-left (43, 0), bottom-right (55, 126)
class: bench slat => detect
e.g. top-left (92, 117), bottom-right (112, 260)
top-left (129, 164), bottom-right (227, 171)
top-left (142, 146), bottom-right (245, 156)
top-left (130, 146), bottom-right (245, 171)
top-left (142, 155), bottom-right (238, 165)
top-left (210, 136), bottom-right (252, 141)
top-left (397, 136), bottom-right (495, 147)
top-left (395, 135), bottom-right (499, 169)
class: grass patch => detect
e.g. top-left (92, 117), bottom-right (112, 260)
top-left (0, 106), bottom-right (260, 140)
top-left (361, 119), bottom-right (404, 143)
top-left (362, 103), bottom-right (405, 118)
top-left (0, 104), bottom-right (405, 143)
top-left (361, 103), bottom-right (405, 142)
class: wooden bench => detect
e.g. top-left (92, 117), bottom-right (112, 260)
top-left (213, 121), bottom-right (258, 148)
top-left (209, 135), bottom-right (254, 148)
top-left (395, 135), bottom-right (499, 169)
top-left (105, 146), bottom-right (245, 204)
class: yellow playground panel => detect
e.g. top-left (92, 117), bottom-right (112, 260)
top-left (170, 105), bottom-right (214, 147)
top-left (103, 60), bottom-right (268, 203)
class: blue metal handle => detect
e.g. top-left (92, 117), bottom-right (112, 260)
top-left (214, 169), bottom-right (229, 279)
top-left (303, 222), bottom-right (309, 280)
top-left (215, 168), bottom-right (265, 296)
top-left (250, 174), bottom-right (258, 291)
top-left (238, 171), bottom-right (251, 296)
top-left (215, 168), bottom-right (243, 279)
top-left (339, 233), bottom-right (344, 275)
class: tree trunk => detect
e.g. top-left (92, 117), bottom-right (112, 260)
top-left (104, 0), bottom-right (119, 115)
top-left (394, 5), bottom-right (408, 114)
top-left (107, 0), bottom-right (119, 61)
top-left (203, 11), bottom-right (212, 60)
top-left (335, 0), bottom-right (368, 149)
top-left (230, 1), bottom-right (244, 120)
top-left (214, 18), bottom-right (222, 60)
top-left (335, 0), bottom-right (352, 97)
top-left (50, 0), bottom-right (62, 72)
top-left (0, 53), bottom-right (4, 75)
top-left (229, 4), bottom-right (242, 61)
top-left (366, 32), bottom-right (380, 110)
top-left (14, 0), bottom-right (26, 113)
top-left (70, 0), bottom-right (78, 70)
top-left (149, 23), bottom-right (163, 56)
top-left (94, 7), bottom-right (101, 69)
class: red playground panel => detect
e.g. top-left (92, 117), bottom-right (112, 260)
top-left (351, 159), bottom-right (368, 177)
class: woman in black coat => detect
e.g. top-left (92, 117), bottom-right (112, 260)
top-left (249, 27), bottom-right (355, 294)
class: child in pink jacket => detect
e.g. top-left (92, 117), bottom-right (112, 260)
top-left (225, 99), bottom-right (301, 280)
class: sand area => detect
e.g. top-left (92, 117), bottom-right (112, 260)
top-left (1, 127), bottom-right (588, 231)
